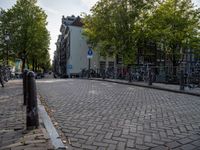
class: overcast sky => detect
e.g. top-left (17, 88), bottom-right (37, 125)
top-left (0, 0), bottom-right (199, 61)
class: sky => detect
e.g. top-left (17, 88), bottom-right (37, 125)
top-left (0, 0), bottom-right (98, 61)
top-left (0, 0), bottom-right (200, 62)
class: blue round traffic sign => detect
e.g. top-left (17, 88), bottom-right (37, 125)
top-left (88, 48), bottom-right (93, 56)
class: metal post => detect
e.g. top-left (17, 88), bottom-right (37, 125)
top-left (102, 69), bottom-right (106, 79)
top-left (114, 67), bottom-right (117, 79)
top-left (128, 68), bottom-right (132, 82)
top-left (180, 70), bottom-right (185, 90)
top-left (96, 68), bottom-right (98, 78)
top-left (23, 69), bottom-right (29, 105)
top-left (88, 58), bottom-right (91, 78)
top-left (148, 68), bottom-right (152, 85)
top-left (26, 71), bottom-right (39, 129)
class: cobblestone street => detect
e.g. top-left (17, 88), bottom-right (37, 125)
top-left (0, 81), bottom-right (25, 148)
top-left (0, 80), bottom-right (54, 150)
top-left (37, 79), bottom-right (200, 150)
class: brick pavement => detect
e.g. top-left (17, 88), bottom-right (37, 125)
top-left (37, 79), bottom-right (200, 150)
top-left (0, 80), bottom-right (54, 150)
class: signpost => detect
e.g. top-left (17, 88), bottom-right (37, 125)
top-left (87, 48), bottom-right (93, 78)
top-left (67, 64), bottom-right (72, 78)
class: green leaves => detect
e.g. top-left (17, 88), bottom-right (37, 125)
top-left (83, 0), bottom-right (200, 66)
top-left (0, 0), bottom-right (50, 71)
top-left (147, 0), bottom-right (200, 62)
top-left (82, 0), bottom-right (157, 65)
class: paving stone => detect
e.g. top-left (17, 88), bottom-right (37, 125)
top-left (37, 79), bottom-right (200, 150)
top-left (127, 139), bottom-right (135, 148)
top-left (82, 144), bottom-right (97, 150)
top-left (74, 134), bottom-right (88, 140)
top-left (192, 140), bottom-right (200, 146)
top-left (97, 147), bottom-right (106, 150)
top-left (93, 142), bottom-right (108, 147)
top-left (178, 138), bottom-right (193, 144)
top-left (144, 135), bottom-right (152, 143)
top-left (165, 141), bottom-right (181, 148)
top-left (122, 128), bottom-right (129, 135)
top-left (0, 81), bottom-right (54, 150)
top-left (126, 148), bottom-right (137, 150)
top-left (71, 142), bottom-right (81, 148)
top-left (95, 134), bottom-right (104, 142)
top-left (180, 144), bottom-right (196, 150)
top-left (121, 134), bottom-right (136, 140)
top-left (117, 142), bottom-right (126, 150)
top-left (104, 132), bottom-right (113, 139)
top-left (151, 146), bottom-right (168, 150)
top-left (135, 144), bottom-right (150, 150)
top-left (78, 128), bottom-right (86, 134)
top-left (113, 130), bottom-right (121, 137)
top-left (108, 144), bottom-right (117, 150)
top-left (136, 137), bottom-right (143, 145)
top-left (189, 134), bottom-right (200, 140)
top-left (112, 137), bottom-right (127, 142)
top-left (102, 139), bottom-right (118, 145)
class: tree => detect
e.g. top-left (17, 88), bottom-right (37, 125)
top-left (82, 0), bottom-right (157, 65)
top-left (0, 9), bottom-right (5, 62)
top-left (0, 0), bottom-right (50, 71)
top-left (0, 8), bottom-right (11, 64)
top-left (145, 0), bottom-right (200, 76)
top-left (83, 0), bottom-right (200, 72)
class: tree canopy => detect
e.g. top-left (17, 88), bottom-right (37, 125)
top-left (82, 0), bottom-right (200, 67)
top-left (0, 0), bottom-right (51, 71)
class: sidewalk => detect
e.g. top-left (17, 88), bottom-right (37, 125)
top-left (0, 80), bottom-right (54, 150)
top-left (91, 78), bottom-right (200, 96)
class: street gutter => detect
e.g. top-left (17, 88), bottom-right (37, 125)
top-left (89, 78), bottom-right (200, 97)
top-left (38, 99), bottom-right (71, 150)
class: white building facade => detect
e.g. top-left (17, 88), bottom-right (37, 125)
top-left (66, 25), bottom-right (99, 76)
top-left (54, 15), bottom-right (104, 77)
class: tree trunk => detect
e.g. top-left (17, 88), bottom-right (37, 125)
top-left (154, 43), bottom-right (157, 66)
top-left (172, 46), bottom-right (177, 82)
top-left (154, 43), bottom-right (158, 75)
top-left (137, 47), bottom-right (140, 65)
top-left (22, 58), bottom-right (26, 72)
top-left (32, 59), bottom-right (35, 72)
top-left (34, 59), bottom-right (37, 72)
top-left (172, 47), bottom-right (177, 77)
top-left (27, 59), bottom-right (30, 69)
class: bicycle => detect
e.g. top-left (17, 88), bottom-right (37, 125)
top-left (0, 65), bottom-right (11, 87)
top-left (0, 65), bottom-right (5, 87)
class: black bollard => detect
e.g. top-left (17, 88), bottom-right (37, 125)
top-left (180, 70), bottom-right (184, 90)
top-left (26, 71), bottom-right (39, 129)
top-left (148, 69), bottom-right (152, 86)
top-left (23, 69), bottom-right (29, 105)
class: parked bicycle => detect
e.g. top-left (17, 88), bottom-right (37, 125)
top-left (0, 65), bottom-right (5, 87)
top-left (185, 71), bottom-right (200, 89)
top-left (0, 65), bottom-right (11, 87)
top-left (80, 68), bottom-right (97, 78)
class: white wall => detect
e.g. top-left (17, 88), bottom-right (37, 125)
top-left (67, 26), bottom-right (99, 74)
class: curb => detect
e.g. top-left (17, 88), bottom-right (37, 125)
top-left (89, 78), bottom-right (200, 97)
top-left (38, 98), bottom-right (72, 150)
